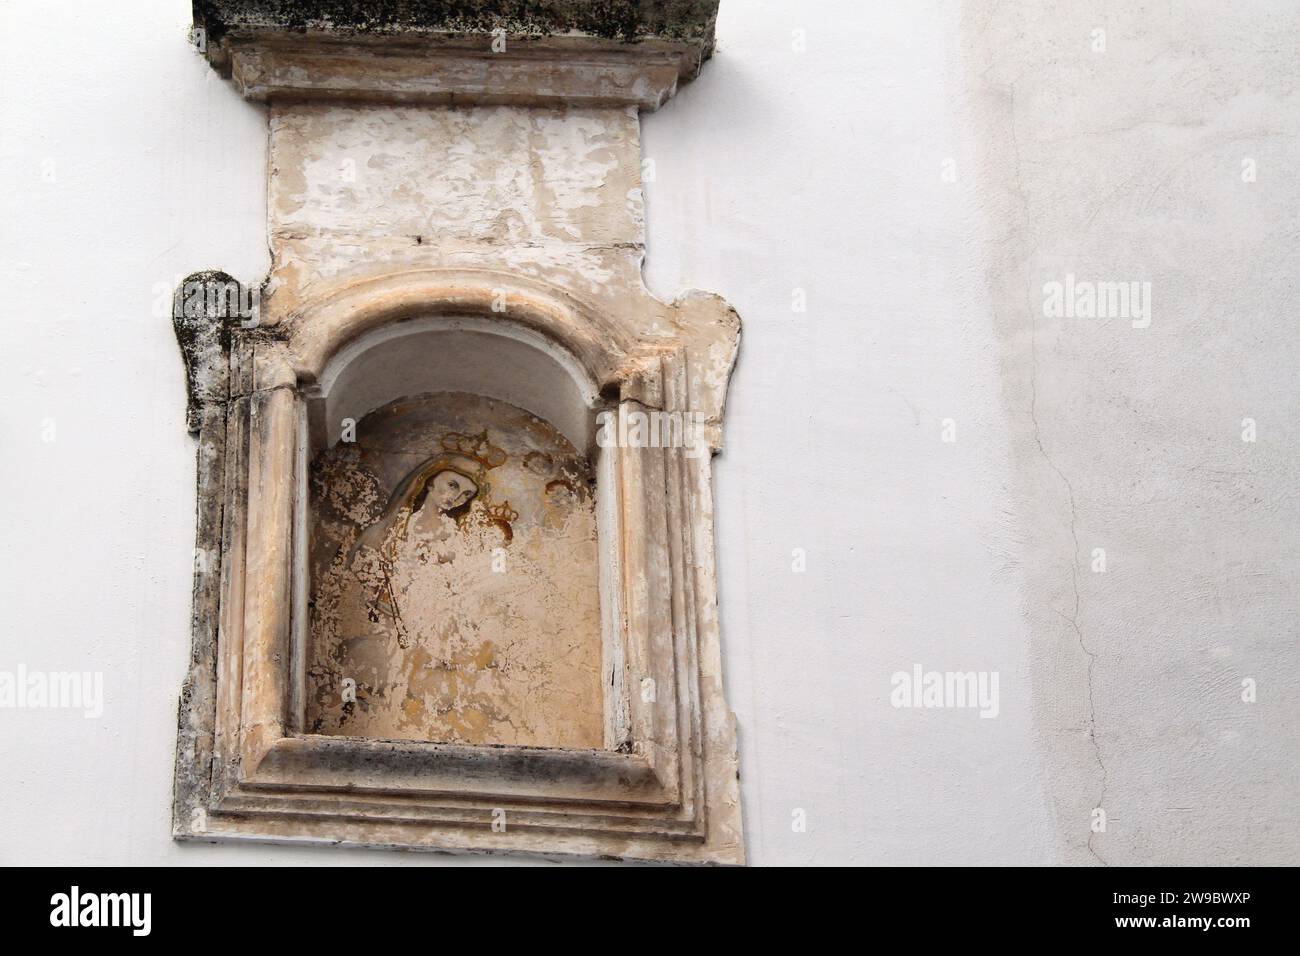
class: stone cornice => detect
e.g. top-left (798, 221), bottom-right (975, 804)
top-left (194, 1), bottom-right (719, 109)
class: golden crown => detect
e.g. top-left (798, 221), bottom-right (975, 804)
top-left (440, 430), bottom-right (506, 469)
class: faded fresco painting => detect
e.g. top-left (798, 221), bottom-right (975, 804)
top-left (305, 391), bottom-right (603, 749)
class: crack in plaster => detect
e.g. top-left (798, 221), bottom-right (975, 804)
top-left (1006, 83), bottom-right (1110, 866)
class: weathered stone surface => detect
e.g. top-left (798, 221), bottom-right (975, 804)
top-left (194, 1), bottom-right (720, 108)
top-left (174, 0), bottom-right (743, 864)
top-left (193, 0), bottom-right (720, 46)
top-left (172, 270), bottom-right (237, 434)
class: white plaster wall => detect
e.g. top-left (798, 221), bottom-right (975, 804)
top-left (0, 0), bottom-right (1295, 865)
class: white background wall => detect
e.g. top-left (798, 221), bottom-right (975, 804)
top-left (1, 0), bottom-right (1296, 865)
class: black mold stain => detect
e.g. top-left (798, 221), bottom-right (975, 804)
top-left (172, 269), bottom-right (236, 434)
top-left (192, 0), bottom-right (720, 46)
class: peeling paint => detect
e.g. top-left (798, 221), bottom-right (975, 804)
top-left (306, 392), bottom-right (603, 748)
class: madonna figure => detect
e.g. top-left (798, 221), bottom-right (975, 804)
top-left (347, 430), bottom-right (510, 648)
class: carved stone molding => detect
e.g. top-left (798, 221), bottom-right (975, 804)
top-left (194, 0), bottom-right (718, 109)
top-left (173, 1), bottom-right (743, 864)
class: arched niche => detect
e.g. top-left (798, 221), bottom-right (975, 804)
top-left (172, 0), bottom-right (745, 862)
top-left (176, 266), bottom-right (741, 863)
top-left (292, 312), bottom-right (621, 750)
top-left (304, 315), bottom-right (600, 455)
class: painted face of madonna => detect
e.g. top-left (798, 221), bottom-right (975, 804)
top-left (429, 469), bottom-right (478, 513)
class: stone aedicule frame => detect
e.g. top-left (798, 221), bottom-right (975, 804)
top-left (173, 2), bottom-right (743, 863)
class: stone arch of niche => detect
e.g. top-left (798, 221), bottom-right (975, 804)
top-left (177, 267), bottom-right (741, 862)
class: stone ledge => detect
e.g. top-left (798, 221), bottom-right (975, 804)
top-left (194, 1), bottom-right (719, 108)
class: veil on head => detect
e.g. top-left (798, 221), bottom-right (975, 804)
top-left (348, 431), bottom-right (506, 561)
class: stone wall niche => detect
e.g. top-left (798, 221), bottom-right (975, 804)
top-left (302, 320), bottom-right (607, 751)
top-left (173, 1), bottom-right (743, 864)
